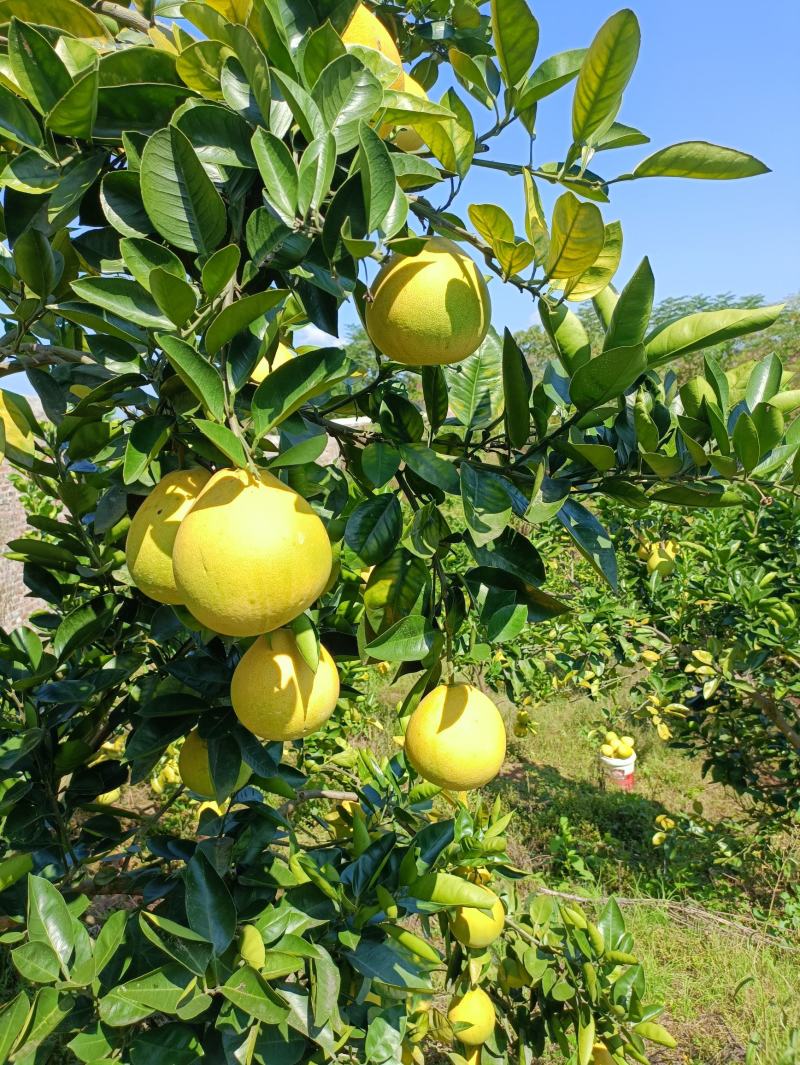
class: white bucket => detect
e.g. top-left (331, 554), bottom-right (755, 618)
top-left (599, 752), bottom-right (636, 791)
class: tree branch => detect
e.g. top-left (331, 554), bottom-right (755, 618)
top-left (91, 1), bottom-right (151, 32)
top-left (0, 343), bottom-right (94, 375)
top-left (278, 789), bottom-right (358, 819)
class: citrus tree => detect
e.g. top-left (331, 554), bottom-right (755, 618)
top-left (0, 1), bottom-right (797, 1062)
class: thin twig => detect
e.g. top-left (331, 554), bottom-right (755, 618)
top-left (278, 789), bottom-right (358, 819)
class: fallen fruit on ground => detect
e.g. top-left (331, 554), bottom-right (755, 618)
top-left (447, 986), bottom-right (496, 1046)
top-left (171, 467), bottom-right (332, 636)
top-left (125, 467), bottom-right (211, 605)
top-left (231, 628), bottom-right (340, 740)
top-left (365, 236), bottom-right (491, 366)
top-left (404, 683), bottom-right (506, 790)
top-left (342, 2), bottom-right (403, 86)
top-left (178, 729), bottom-right (252, 798)
top-left (449, 889), bottom-right (505, 948)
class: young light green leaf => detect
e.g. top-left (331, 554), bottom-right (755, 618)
top-left (633, 140), bottom-right (770, 180)
top-left (490, 0), bottom-right (539, 88)
top-left (559, 219), bottom-right (622, 302)
top-left (645, 305), bottom-right (783, 366)
top-left (545, 192), bottom-right (604, 279)
top-left (571, 9), bottom-right (641, 145)
top-left (193, 419), bottom-right (247, 468)
top-left (516, 48), bottom-right (586, 109)
top-left (469, 203), bottom-right (514, 246)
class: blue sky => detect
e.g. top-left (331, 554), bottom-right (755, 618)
top-left (457, 0), bottom-right (800, 333)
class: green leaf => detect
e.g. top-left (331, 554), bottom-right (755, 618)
top-left (632, 1021), bottom-right (676, 1048)
top-left (421, 365), bottom-right (448, 433)
top-left (0, 82), bottom-right (43, 147)
top-left (468, 527), bottom-right (545, 586)
top-left (469, 202), bottom-right (514, 246)
top-left (603, 255), bottom-right (654, 351)
top-left (14, 228), bottom-right (57, 299)
top-left (252, 128), bottom-right (298, 225)
top-left (120, 237), bottom-right (184, 292)
top-left (93, 910), bottom-right (127, 977)
top-left (633, 140), bottom-right (770, 180)
top-left (201, 244), bottom-right (241, 299)
top-left (297, 133), bottom-right (337, 214)
top-left (140, 126), bottom-right (227, 254)
top-left (267, 433), bottom-right (328, 468)
top-left (750, 402), bottom-right (783, 456)
top-left (192, 419), bottom-right (247, 468)
top-left (446, 327), bottom-right (504, 429)
top-left (12, 987), bottom-right (74, 1057)
top-left (157, 334), bottom-right (225, 422)
top-left (645, 305), bottom-right (783, 367)
top-left (570, 343), bottom-right (646, 409)
top-left (557, 498), bottom-right (617, 589)
top-left (594, 120), bottom-right (649, 151)
top-left (732, 411), bottom-right (760, 472)
top-left (220, 966), bottom-right (289, 1023)
top-left (358, 120), bottom-right (398, 233)
top-left (364, 615), bottom-right (438, 663)
top-left (362, 441), bottom-right (401, 487)
top-left (100, 171), bottom-right (152, 238)
top-left (313, 54), bottom-right (383, 152)
top-left (123, 414), bottom-right (172, 484)
top-left (461, 463), bottom-right (512, 547)
top-left (539, 299), bottom-right (591, 374)
top-left (516, 48), bottom-right (586, 109)
top-left (745, 354), bottom-right (782, 409)
top-left (252, 347), bottom-right (353, 438)
top-left (12, 941), bottom-right (60, 984)
top-left (1, 0), bottom-right (111, 40)
top-left (546, 192), bottom-right (604, 279)
top-left (502, 327), bottom-right (531, 447)
top-left (560, 219), bottom-right (622, 302)
top-left (345, 493), bottom-right (402, 564)
top-left (9, 19), bottom-right (72, 115)
top-left (491, 0), bottom-right (538, 87)
top-left (99, 965), bottom-right (194, 1026)
top-left (27, 875), bottom-right (74, 971)
top-left (0, 992), bottom-right (29, 1063)
top-left (399, 443), bottom-right (459, 494)
top-left (184, 852), bottom-right (236, 955)
top-left (205, 290), bottom-right (286, 356)
top-left (70, 277), bottom-right (173, 330)
top-left (150, 268), bottom-right (197, 328)
top-left (46, 63), bottom-right (98, 139)
top-left (571, 9), bottom-right (641, 145)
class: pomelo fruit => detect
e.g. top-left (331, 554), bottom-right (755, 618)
top-left (447, 987), bottom-right (495, 1046)
top-left (171, 468), bottom-right (332, 637)
top-left (231, 627), bottom-right (340, 740)
top-left (178, 729), bottom-right (251, 798)
top-left (449, 890), bottom-right (505, 948)
top-left (251, 341), bottom-right (294, 384)
top-left (125, 468), bottom-right (211, 604)
top-left (366, 237), bottom-right (490, 366)
top-left (342, 3), bottom-right (403, 87)
top-left (404, 683), bottom-right (506, 790)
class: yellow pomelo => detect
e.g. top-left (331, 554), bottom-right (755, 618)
top-left (178, 729), bottom-right (252, 798)
top-left (342, 3), bottom-right (403, 87)
top-left (0, 389), bottom-right (35, 463)
top-left (382, 73), bottom-right (427, 152)
top-left (366, 237), bottom-right (490, 366)
top-left (404, 683), bottom-right (506, 791)
top-left (251, 341), bottom-right (294, 384)
top-left (447, 987), bottom-right (495, 1046)
top-left (231, 628), bottom-right (340, 740)
top-left (172, 467), bottom-right (332, 637)
top-left (449, 891), bottom-right (505, 948)
top-left (125, 468), bottom-right (211, 605)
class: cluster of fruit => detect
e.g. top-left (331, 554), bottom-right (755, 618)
top-left (599, 731), bottom-right (636, 760)
top-left (637, 539), bottom-right (679, 577)
top-left (651, 813), bottom-right (677, 847)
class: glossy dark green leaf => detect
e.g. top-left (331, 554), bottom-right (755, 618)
top-left (732, 411), bottom-right (760, 472)
top-left (70, 277), bottom-right (173, 330)
top-left (362, 441), bottom-right (401, 487)
top-left (745, 353), bottom-right (782, 410)
top-left (100, 171), bottom-right (152, 238)
top-left (557, 498), bottom-right (617, 589)
top-left (571, 9), bottom-right (640, 145)
top-left (502, 327), bottom-right (531, 447)
top-left (345, 493), bottom-right (402, 564)
top-left (205, 289), bottom-right (287, 356)
top-left (192, 419), bottom-right (247, 468)
top-left (9, 19), bottom-right (72, 115)
top-left (150, 268), bottom-right (197, 328)
top-left (98, 965), bottom-right (194, 1026)
top-left (174, 103), bottom-right (256, 169)
top-left (446, 327), bottom-right (504, 429)
top-left (252, 347), bottom-right (353, 438)
top-left (569, 343), bottom-right (646, 409)
top-left (184, 851), bottom-right (236, 955)
top-left (490, 0), bottom-right (539, 88)
top-left (158, 334), bottom-right (225, 422)
top-left (539, 298), bottom-right (592, 374)
top-left (0, 81), bottom-right (43, 147)
top-left (421, 365), bottom-right (448, 432)
top-left (358, 120), bottom-right (398, 233)
top-left (123, 414), bottom-right (172, 484)
top-left (645, 305), bottom-right (783, 367)
top-left (399, 443), bottom-right (459, 494)
top-left (220, 966), bottom-right (289, 1022)
top-left (14, 228), bottom-right (57, 299)
top-left (364, 614), bottom-right (437, 663)
top-left (603, 255), bottom-right (654, 350)
top-left (252, 128), bottom-right (298, 225)
top-left (46, 63), bottom-right (98, 139)
top-left (297, 133), bottom-right (337, 215)
top-left (201, 244), bottom-right (240, 299)
top-left (27, 875), bottom-right (74, 970)
top-left (461, 463), bottom-right (512, 547)
top-left (313, 54), bottom-right (383, 152)
top-left (140, 126), bottom-right (227, 254)
top-left (267, 432), bottom-right (328, 468)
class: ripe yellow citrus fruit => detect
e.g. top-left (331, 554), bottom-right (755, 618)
top-left (125, 468), bottom-right (211, 604)
top-left (178, 729), bottom-right (252, 799)
top-left (231, 628), bottom-right (340, 741)
top-left (365, 237), bottom-right (490, 366)
top-left (172, 467), bottom-right (332, 637)
top-left (382, 73), bottom-right (427, 152)
top-left (342, 3), bottom-right (403, 87)
top-left (447, 987), bottom-right (495, 1046)
top-left (251, 341), bottom-right (294, 384)
top-left (591, 1044), bottom-right (615, 1065)
top-left (404, 683), bottom-right (506, 791)
top-left (449, 890), bottom-right (505, 948)
top-left (647, 544), bottom-right (676, 577)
